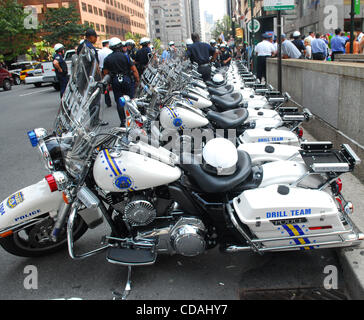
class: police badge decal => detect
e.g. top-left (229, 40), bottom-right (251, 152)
top-left (6, 192), bottom-right (24, 209)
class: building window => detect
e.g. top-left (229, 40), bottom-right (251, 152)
top-left (101, 24), bottom-right (105, 32)
top-left (99, 8), bottom-right (102, 15)
top-left (155, 20), bottom-right (159, 25)
top-left (88, 4), bottom-right (92, 13)
top-left (93, 6), bottom-right (98, 15)
top-left (96, 23), bottom-right (100, 31)
top-left (156, 28), bottom-right (160, 33)
top-left (81, 2), bottom-right (86, 11)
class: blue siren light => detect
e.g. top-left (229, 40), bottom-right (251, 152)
top-left (119, 97), bottom-right (126, 107)
top-left (27, 130), bottom-right (38, 147)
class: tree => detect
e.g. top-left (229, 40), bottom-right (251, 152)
top-left (0, 0), bottom-right (37, 62)
top-left (41, 4), bottom-right (88, 49)
top-left (125, 32), bottom-right (142, 46)
top-left (211, 15), bottom-right (232, 43)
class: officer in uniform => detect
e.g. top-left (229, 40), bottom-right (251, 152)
top-left (186, 33), bottom-right (217, 82)
top-left (77, 28), bottom-right (99, 63)
top-left (218, 43), bottom-right (232, 67)
top-left (126, 39), bottom-right (137, 60)
top-left (103, 37), bottom-right (140, 127)
top-left (255, 33), bottom-right (276, 82)
top-left (52, 43), bottom-right (69, 98)
top-left (135, 37), bottom-right (152, 76)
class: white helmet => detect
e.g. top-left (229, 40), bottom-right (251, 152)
top-left (54, 43), bottom-right (64, 52)
top-left (109, 37), bottom-right (122, 50)
top-left (210, 39), bottom-right (216, 45)
top-left (212, 73), bottom-right (224, 85)
top-left (293, 31), bottom-right (301, 38)
top-left (169, 41), bottom-right (175, 46)
top-left (202, 138), bottom-right (238, 176)
top-left (126, 39), bottom-right (135, 46)
top-left (140, 37), bottom-right (151, 45)
top-left (186, 38), bottom-right (193, 46)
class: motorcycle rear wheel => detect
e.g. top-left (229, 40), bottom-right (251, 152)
top-left (0, 215), bottom-right (88, 257)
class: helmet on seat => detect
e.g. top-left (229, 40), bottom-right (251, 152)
top-left (202, 138), bottom-right (238, 176)
top-left (212, 73), bottom-right (224, 85)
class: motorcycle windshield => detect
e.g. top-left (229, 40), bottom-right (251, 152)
top-left (54, 45), bottom-right (103, 137)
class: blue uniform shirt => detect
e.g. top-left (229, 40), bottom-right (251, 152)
top-left (331, 36), bottom-right (346, 53)
top-left (186, 41), bottom-right (215, 65)
top-left (311, 38), bottom-right (328, 55)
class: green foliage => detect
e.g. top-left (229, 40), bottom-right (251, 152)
top-left (211, 15), bottom-right (232, 42)
top-left (153, 38), bottom-right (162, 53)
top-left (26, 41), bottom-right (54, 61)
top-left (0, 0), bottom-right (37, 62)
top-left (41, 4), bottom-right (88, 49)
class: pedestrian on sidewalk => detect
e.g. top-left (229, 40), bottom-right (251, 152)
top-left (311, 33), bottom-right (328, 61)
top-left (52, 43), bottom-right (69, 98)
top-left (345, 32), bottom-right (359, 54)
top-left (331, 28), bottom-right (346, 61)
top-left (280, 34), bottom-right (303, 59)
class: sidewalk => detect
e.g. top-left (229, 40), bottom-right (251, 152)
top-left (304, 131), bottom-right (364, 299)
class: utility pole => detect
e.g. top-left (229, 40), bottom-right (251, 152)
top-left (250, 0), bottom-right (255, 72)
top-left (350, 0), bottom-right (356, 54)
top-left (277, 10), bottom-right (282, 93)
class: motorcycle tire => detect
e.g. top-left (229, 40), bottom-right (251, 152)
top-left (0, 215), bottom-right (88, 258)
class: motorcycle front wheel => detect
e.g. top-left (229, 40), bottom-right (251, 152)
top-left (0, 214), bottom-right (88, 257)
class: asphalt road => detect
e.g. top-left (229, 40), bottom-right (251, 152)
top-left (0, 83), bottom-right (346, 300)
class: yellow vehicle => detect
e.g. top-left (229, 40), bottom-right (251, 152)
top-left (11, 61), bottom-right (39, 82)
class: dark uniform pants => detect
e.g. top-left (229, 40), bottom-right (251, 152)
top-left (197, 64), bottom-right (212, 82)
top-left (313, 53), bottom-right (326, 61)
top-left (112, 75), bottom-right (132, 126)
top-left (58, 74), bottom-right (69, 98)
top-left (257, 56), bottom-right (269, 82)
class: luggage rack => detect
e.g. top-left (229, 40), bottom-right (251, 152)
top-left (299, 142), bottom-right (361, 174)
top-left (225, 202), bottom-right (364, 254)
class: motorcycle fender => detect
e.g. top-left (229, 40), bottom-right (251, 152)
top-left (0, 179), bottom-right (63, 231)
top-left (238, 143), bottom-right (302, 165)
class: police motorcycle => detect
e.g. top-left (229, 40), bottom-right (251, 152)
top-left (0, 44), bottom-right (363, 300)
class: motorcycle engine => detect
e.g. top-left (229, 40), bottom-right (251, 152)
top-left (170, 217), bottom-right (206, 257)
top-left (124, 196), bottom-right (156, 226)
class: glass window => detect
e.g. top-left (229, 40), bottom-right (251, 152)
top-left (81, 2), bottom-right (87, 11)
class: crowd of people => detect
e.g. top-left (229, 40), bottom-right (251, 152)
top-left (251, 28), bottom-right (364, 82)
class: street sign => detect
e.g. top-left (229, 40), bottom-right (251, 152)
top-left (263, 0), bottom-right (295, 11)
top-left (247, 19), bottom-right (261, 33)
top-left (355, 0), bottom-right (361, 15)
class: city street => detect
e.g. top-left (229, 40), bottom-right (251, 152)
top-left (0, 83), bottom-right (348, 300)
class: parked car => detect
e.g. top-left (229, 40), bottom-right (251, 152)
top-left (9, 61), bottom-right (39, 82)
top-left (24, 50), bottom-right (75, 90)
top-left (0, 67), bottom-right (14, 91)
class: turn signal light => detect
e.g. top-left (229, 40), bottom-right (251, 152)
top-left (45, 174), bottom-right (58, 192)
top-left (309, 226), bottom-right (332, 231)
top-left (0, 230), bottom-right (13, 238)
top-left (298, 128), bottom-right (303, 138)
top-left (336, 178), bottom-right (343, 193)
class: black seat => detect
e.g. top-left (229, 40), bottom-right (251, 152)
top-left (180, 151), bottom-right (252, 193)
top-left (205, 80), bottom-right (227, 88)
top-left (208, 85), bottom-right (234, 96)
top-left (206, 109), bottom-right (249, 129)
top-left (211, 92), bottom-right (243, 111)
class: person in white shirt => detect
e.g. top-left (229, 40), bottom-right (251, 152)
top-left (304, 37), bottom-right (312, 59)
top-left (98, 39), bottom-right (113, 107)
top-left (255, 33), bottom-right (276, 82)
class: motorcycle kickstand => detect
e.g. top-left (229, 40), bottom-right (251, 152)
top-left (112, 266), bottom-right (132, 300)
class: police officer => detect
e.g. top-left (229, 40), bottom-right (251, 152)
top-left (77, 28), bottom-right (99, 63)
top-left (218, 43), bottom-right (232, 67)
top-left (126, 39), bottom-right (137, 60)
top-left (135, 37), bottom-right (152, 76)
top-left (98, 39), bottom-right (113, 107)
top-left (103, 37), bottom-right (140, 127)
top-left (52, 43), bottom-right (69, 98)
top-left (255, 33), bottom-right (276, 82)
top-left (123, 41), bottom-right (137, 98)
top-left (186, 33), bottom-right (217, 82)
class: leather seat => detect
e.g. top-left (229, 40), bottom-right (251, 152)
top-left (206, 109), bottom-right (249, 129)
top-left (180, 151), bottom-right (252, 193)
top-left (211, 92), bottom-right (243, 111)
top-left (205, 80), bottom-right (227, 88)
top-left (208, 85), bottom-right (234, 96)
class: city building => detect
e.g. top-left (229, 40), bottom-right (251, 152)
top-left (201, 11), bottom-right (214, 42)
top-left (20, 0), bottom-right (147, 47)
top-left (190, 0), bottom-right (202, 36)
top-left (148, 0), bottom-right (193, 46)
top-left (285, 0), bottom-right (364, 36)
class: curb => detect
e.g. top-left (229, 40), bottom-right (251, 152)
top-left (337, 246), bottom-right (364, 299)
